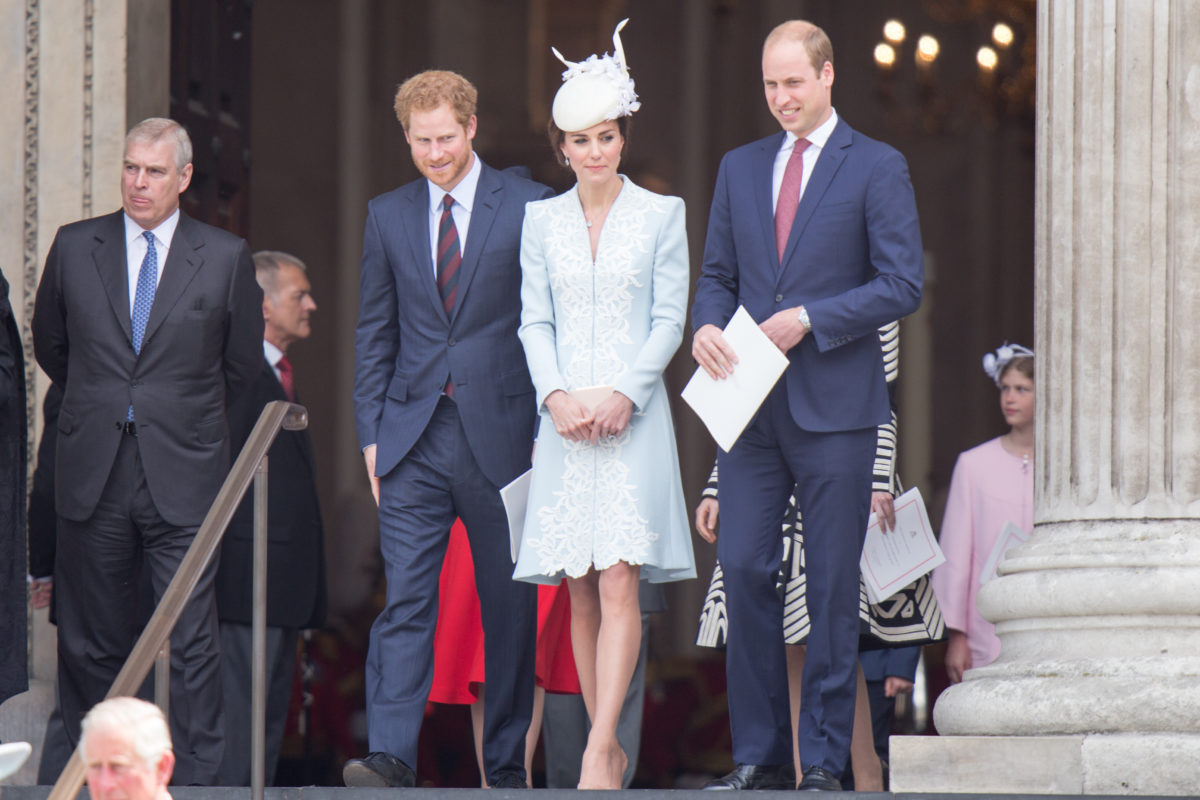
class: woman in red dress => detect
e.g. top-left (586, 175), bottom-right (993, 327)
top-left (429, 520), bottom-right (580, 786)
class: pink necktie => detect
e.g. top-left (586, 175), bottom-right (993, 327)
top-left (774, 139), bottom-right (811, 262)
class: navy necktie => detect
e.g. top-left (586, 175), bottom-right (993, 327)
top-left (127, 230), bottom-right (158, 421)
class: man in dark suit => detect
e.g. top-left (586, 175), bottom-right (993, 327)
top-left (691, 21), bottom-right (923, 791)
top-left (349, 70), bottom-right (550, 789)
top-left (214, 250), bottom-right (324, 786)
top-left (32, 117), bottom-right (263, 785)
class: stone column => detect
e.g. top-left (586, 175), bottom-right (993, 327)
top-left (893, 1), bottom-right (1200, 795)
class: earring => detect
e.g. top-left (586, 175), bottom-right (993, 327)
top-left (563, 156), bottom-right (570, 166)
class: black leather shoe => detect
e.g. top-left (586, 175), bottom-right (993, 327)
top-left (798, 766), bottom-right (842, 791)
top-left (703, 763), bottom-right (794, 790)
top-left (490, 772), bottom-right (528, 789)
top-left (343, 752), bottom-right (416, 787)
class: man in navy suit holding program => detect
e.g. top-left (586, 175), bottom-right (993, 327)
top-left (349, 70), bottom-right (550, 789)
top-left (691, 21), bottom-right (923, 791)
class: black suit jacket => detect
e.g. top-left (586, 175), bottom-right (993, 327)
top-left (32, 210), bottom-right (264, 526)
top-left (215, 360), bottom-right (326, 629)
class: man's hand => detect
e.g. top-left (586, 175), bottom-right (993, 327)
top-left (759, 307), bottom-right (808, 353)
top-left (871, 491), bottom-right (897, 532)
top-left (884, 676), bottom-right (914, 698)
top-left (363, 444), bottom-right (380, 506)
top-left (692, 324), bottom-right (739, 380)
top-left (695, 497), bottom-right (719, 543)
top-left (589, 391), bottom-right (634, 445)
top-left (545, 390), bottom-right (594, 442)
top-left (945, 629), bottom-right (972, 684)
top-left (29, 577), bottom-right (53, 610)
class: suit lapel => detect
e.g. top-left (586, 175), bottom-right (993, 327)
top-left (142, 213), bottom-right (203, 346)
top-left (754, 134), bottom-right (784, 272)
top-left (780, 120), bottom-right (850, 268)
top-left (453, 163), bottom-right (501, 324)
top-left (92, 212), bottom-right (133, 345)
top-left (401, 184), bottom-right (448, 325)
top-left (263, 361), bottom-right (317, 475)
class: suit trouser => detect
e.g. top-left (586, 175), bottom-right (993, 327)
top-left (215, 622), bottom-right (298, 786)
top-left (716, 384), bottom-right (874, 774)
top-left (367, 397), bottom-right (537, 782)
top-left (55, 433), bottom-right (224, 785)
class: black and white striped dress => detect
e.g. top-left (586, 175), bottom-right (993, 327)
top-left (695, 321), bottom-right (944, 649)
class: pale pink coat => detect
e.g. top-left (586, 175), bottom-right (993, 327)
top-left (931, 436), bottom-right (1034, 669)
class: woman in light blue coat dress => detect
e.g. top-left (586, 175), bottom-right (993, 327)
top-left (513, 20), bottom-right (694, 789)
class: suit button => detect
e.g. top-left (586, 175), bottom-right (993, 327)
top-left (775, 294), bottom-right (783, 302)
top-left (448, 338), bottom-right (457, 347)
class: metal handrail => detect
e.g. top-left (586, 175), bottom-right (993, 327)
top-left (47, 400), bottom-right (308, 800)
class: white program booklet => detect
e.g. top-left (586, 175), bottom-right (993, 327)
top-left (859, 486), bottom-right (945, 604)
top-left (681, 306), bottom-right (790, 452)
top-left (978, 521), bottom-right (1029, 586)
top-left (500, 468), bottom-right (532, 563)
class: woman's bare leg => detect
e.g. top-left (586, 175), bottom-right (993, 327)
top-left (577, 561), bottom-right (640, 789)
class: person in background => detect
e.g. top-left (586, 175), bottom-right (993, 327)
top-left (80, 697), bottom-right (175, 800)
top-left (428, 520), bottom-right (579, 787)
top-left (932, 343), bottom-right (1035, 683)
top-left (0, 269), bottom-right (27, 710)
top-left (215, 250), bottom-right (325, 786)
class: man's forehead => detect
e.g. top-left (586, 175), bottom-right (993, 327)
top-left (124, 138), bottom-right (177, 165)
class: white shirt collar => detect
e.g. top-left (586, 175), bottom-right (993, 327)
top-left (426, 152), bottom-right (481, 214)
top-left (263, 340), bottom-right (284, 367)
top-left (124, 207), bottom-right (181, 249)
top-left (781, 108), bottom-right (839, 153)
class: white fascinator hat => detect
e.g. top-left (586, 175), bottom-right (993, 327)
top-left (551, 18), bottom-right (641, 133)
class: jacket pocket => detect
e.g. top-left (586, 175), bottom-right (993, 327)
top-left (196, 416), bottom-right (224, 444)
top-left (500, 368), bottom-right (534, 397)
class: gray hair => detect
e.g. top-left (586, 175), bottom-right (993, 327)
top-left (252, 250), bottom-right (308, 296)
top-left (125, 118), bottom-right (193, 172)
top-left (80, 697), bottom-right (173, 770)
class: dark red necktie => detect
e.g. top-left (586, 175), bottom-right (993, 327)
top-left (277, 355), bottom-right (295, 402)
top-left (436, 194), bottom-right (461, 395)
top-left (775, 138), bottom-right (811, 261)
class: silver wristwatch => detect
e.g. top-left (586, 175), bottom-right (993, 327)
top-left (797, 305), bottom-right (811, 333)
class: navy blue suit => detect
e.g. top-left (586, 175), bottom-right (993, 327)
top-left (353, 159), bottom-right (551, 782)
top-left (692, 118), bottom-right (922, 774)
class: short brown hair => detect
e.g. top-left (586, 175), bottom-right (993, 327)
top-left (545, 116), bottom-right (632, 169)
top-left (1001, 355), bottom-right (1034, 383)
top-left (393, 70), bottom-right (477, 131)
top-left (764, 20), bottom-right (834, 74)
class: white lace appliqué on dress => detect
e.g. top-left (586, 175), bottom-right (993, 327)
top-left (525, 186), bottom-right (669, 577)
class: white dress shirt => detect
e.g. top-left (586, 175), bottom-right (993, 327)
top-left (123, 209), bottom-right (180, 312)
top-left (264, 340), bottom-right (284, 383)
top-left (426, 153), bottom-right (482, 277)
top-left (772, 108), bottom-right (840, 214)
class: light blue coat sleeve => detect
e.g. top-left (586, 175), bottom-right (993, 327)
top-left (518, 206), bottom-right (568, 411)
top-left (613, 197), bottom-right (688, 412)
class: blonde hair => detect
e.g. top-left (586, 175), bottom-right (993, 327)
top-left (81, 697), bottom-right (173, 769)
top-left (763, 20), bottom-right (834, 74)
top-left (393, 70), bottom-right (477, 130)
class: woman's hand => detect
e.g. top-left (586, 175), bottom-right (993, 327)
top-left (589, 391), bottom-right (634, 445)
top-left (545, 390), bottom-right (594, 442)
top-left (871, 491), bottom-right (897, 532)
top-left (945, 629), bottom-right (972, 684)
top-left (695, 497), bottom-right (719, 543)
